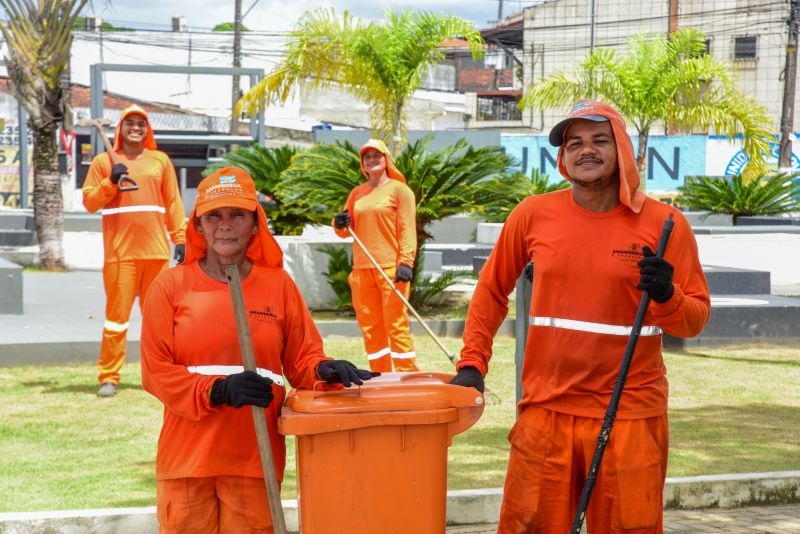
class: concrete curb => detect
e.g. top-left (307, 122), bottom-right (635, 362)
top-left (2, 472), bottom-right (798, 533)
top-left (0, 320), bottom-right (517, 367)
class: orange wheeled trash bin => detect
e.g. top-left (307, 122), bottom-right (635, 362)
top-left (279, 371), bottom-right (484, 534)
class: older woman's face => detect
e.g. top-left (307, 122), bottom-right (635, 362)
top-left (197, 207), bottom-right (257, 258)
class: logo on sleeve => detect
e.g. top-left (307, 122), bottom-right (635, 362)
top-left (249, 305), bottom-right (278, 323)
top-left (611, 243), bottom-right (645, 262)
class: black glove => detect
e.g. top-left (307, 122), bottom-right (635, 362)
top-left (333, 210), bottom-right (351, 230)
top-left (317, 360), bottom-right (378, 388)
top-left (394, 263), bottom-right (413, 283)
top-left (110, 163), bottom-right (128, 185)
top-left (637, 245), bottom-right (675, 303)
top-left (210, 371), bottom-right (274, 408)
top-left (448, 366), bottom-right (485, 393)
top-left (173, 244), bottom-right (186, 264)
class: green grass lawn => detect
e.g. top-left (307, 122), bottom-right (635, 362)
top-left (0, 338), bottom-right (798, 512)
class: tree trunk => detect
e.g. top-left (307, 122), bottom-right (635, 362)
top-left (390, 100), bottom-right (404, 155)
top-left (636, 128), bottom-right (649, 190)
top-left (32, 126), bottom-right (65, 270)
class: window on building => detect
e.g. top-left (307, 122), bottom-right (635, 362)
top-left (734, 36), bottom-right (757, 60)
top-left (476, 95), bottom-right (522, 121)
top-left (704, 39), bottom-right (712, 55)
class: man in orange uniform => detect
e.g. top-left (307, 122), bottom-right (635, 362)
top-left (83, 105), bottom-right (186, 397)
top-left (140, 167), bottom-right (374, 533)
top-left (332, 139), bottom-right (419, 372)
top-left (450, 101), bottom-right (710, 533)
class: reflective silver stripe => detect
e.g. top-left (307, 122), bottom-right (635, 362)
top-left (187, 365), bottom-right (285, 387)
top-left (101, 205), bottom-right (166, 216)
top-left (366, 347), bottom-right (391, 360)
top-left (529, 316), bottom-right (662, 337)
top-left (103, 320), bottom-right (129, 332)
top-left (391, 351), bottom-right (416, 359)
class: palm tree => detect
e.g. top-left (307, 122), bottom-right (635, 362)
top-left (237, 8), bottom-right (484, 152)
top-left (281, 137), bottom-right (528, 306)
top-left (520, 28), bottom-right (773, 181)
top-left (0, 0), bottom-right (88, 269)
top-left (281, 137), bottom-right (527, 260)
top-left (204, 143), bottom-right (305, 235)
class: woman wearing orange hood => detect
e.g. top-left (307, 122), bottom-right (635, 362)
top-left (333, 139), bottom-right (419, 373)
top-left (141, 167), bottom-right (375, 533)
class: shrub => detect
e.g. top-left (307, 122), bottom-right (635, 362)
top-left (677, 173), bottom-right (800, 224)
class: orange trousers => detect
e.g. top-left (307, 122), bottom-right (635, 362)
top-left (498, 406), bottom-right (668, 533)
top-left (348, 267), bottom-right (418, 373)
top-left (98, 259), bottom-right (168, 384)
top-left (157, 476), bottom-right (274, 533)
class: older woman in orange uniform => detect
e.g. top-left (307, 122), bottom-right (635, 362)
top-left (333, 139), bottom-right (418, 373)
top-left (141, 167), bottom-right (375, 533)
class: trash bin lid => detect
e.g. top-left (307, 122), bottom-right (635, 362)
top-left (280, 372), bottom-right (484, 437)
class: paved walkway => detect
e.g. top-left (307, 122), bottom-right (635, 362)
top-left (445, 504), bottom-right (800, 532)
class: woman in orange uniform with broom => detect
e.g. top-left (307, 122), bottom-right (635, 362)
top-left (333, 139), bottom-right (419, 373)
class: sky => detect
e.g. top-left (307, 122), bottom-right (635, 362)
top-left (86, 0), bottom-right (531, 33)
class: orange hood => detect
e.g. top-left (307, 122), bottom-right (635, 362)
top-left (359, 139), bottom-right (406, 184)
top-left (113, 105), bottom-right (158, 151)
top-left (184, 167), bottom-right (283, 268)
top-left (553, 100), bottom-right (646, 213)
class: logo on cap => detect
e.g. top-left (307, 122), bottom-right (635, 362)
top-left (574, 101), bottom-right (591, 110)
top-left (219, 175), bottom-right (237, 184)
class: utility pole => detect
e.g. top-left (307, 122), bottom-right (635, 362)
top-left (230, 0), bottom-right (243, 136)
top-left (779, 0), bottom-right (800, 169)
top-left (497, 0), bottom-right (503, 22)
top-left (589, 0), bottom-right (596, 51)
top-left (668, 0), bottom-right (679, 35)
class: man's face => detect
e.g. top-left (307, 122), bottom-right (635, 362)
top-left (562, 120), bottom-right (618, 188)
top-left (120, 114), bottom-right (148, 146)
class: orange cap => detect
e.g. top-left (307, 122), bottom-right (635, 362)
top-left (113, 105), bottom-right (157, 151)
top-left (553, 100), bottom-right (646, 213)
top-left (185, 166), bottom-right (283, 268)
top-left (194, 167), bottom-right (258, 217)
top-left (359, 139), bottom-right (406, 184)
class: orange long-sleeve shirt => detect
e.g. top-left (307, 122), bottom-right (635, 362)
top-left (334, 181), bottom-right (416, 269)
top-left (140, 262), bottom-right (331, 480)
top-left (460, 190), bottom-right (710, 419)
top-left (83, 151), bottom-right (186, 262)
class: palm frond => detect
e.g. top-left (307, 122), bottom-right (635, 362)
top-left (520, 28), bottom-right (772, 179)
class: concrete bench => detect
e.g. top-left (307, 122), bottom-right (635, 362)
top-left (0, 257), bottom-right (22, 314)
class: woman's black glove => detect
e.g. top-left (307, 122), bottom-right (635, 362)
top-left (448, 366), bottom-right (485, 393)
top-left (210, 371), bottom-right (274, 408)
top-left (333, 210), bottom-right (351, 230)
top-left (318, 360), bottom-right (378, 388)
top-left (394, 263), bottom-right (413, 282)
top-left (637, 245), bottom-right (675, 303)
top-left (110, 163), bottom-right (128, 185)
top-left (173, 244), bottom-right (186, 264)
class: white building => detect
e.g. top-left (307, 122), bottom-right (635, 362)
top-left (465, 0), bottom-right (796, 135)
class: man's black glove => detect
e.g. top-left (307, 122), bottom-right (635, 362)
top-left (210, 371), bottom-right (274, 408)
top-left (317, 360), bottom-right (378, 388)
top-left (448, 366), bottom-right (485, 393)
top-left (637, 245), bottom-right (675, 303)
top-left (333, 210), bottom-right (351, 230)
top-left (394, 263), bottom-right (413, 283)
top-left (173, 244), bottom-right (186, 264)
top-left (110, 163), bottom-right (128, 185)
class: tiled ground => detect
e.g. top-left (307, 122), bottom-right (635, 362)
top-left (445, 504), bottom-right (800, 533)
